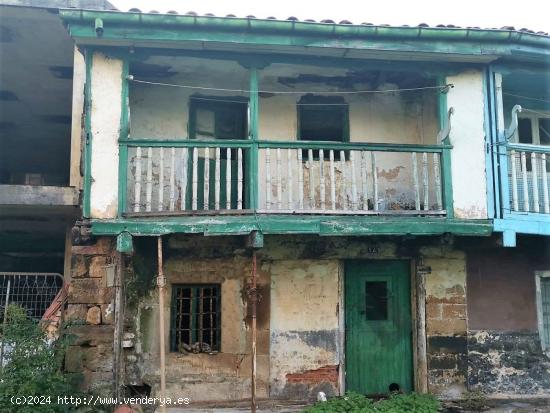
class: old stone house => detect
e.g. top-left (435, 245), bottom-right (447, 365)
top-left (2, 2), bottom-right (550, 405)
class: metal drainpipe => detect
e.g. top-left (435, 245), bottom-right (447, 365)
top-left (157, 237), bottom-right (167, 412)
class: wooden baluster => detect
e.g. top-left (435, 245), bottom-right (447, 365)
top-left (276, 148), bottom-right (282, 210)
top-left (265, 148), bottom-right (271, 210)
top-left (215, 147), bottom-right (221, 210)
top-left (531, 152), bottom-right (540, 213)
top-left (541, 153), bottom-right (549, 214)
top-left (308, 149), bottom-right (315, 209)
top-left (422, 152), bottom-right (429, 211)
top-left (350, 151), bottom-right (357, 210)
top-left (146, 147), bottom-right (152, 212)
top-left (319, 149), bottom-right (326, 210)
top-left (169, 147), bottom-right (176, 211)
top-left (521, 151), bottom-right (529, 211)
top-left (287, 148), bottom-right (293, 210)
top-left (361, 151), bottom-right (368, 211)
top-left (226, 148), bottom-right (232, 209)
top-left (181, 147), bottom-right (188, 210)
top-left (298, 150), bottom-right (304, 210)
top-left (340, 150), bottom-right (347, 211)
top-left (433, 152), bottom-right (442, 211)
top-left (192, 147), bottom-right (198, 211)
top-left (329, 150), bottom-right (336, 211)
top-left (371, 152), bottom-right (378, 211)
top-left (134, 147), bottom-right (142, 212)
top-left (158, 147), bottom-right (164, 211)
top-left (203, 147), bottom-right (210, 210)
top-left (510, 150), bottom-right (519, 211)
top-left (237, 148), bottom-right (243, 209)
top-left (412, 152), bottom-right (420, 211)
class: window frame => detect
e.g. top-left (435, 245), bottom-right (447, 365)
top-left (296, 95), bottom-right (350, 143)
top-left (535, 271), bottom-right (550, 355)
top-left (188, 95), bottom-right (249, 141)
top-left (170, 283), bottom-right (222, 353)
top-left (515, 112), bottom-right (550, 146)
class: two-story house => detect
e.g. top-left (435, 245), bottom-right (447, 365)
top-left (57, 8), bottom-right (550, 404)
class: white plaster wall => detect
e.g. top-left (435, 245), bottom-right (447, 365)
top-left (269, 260), bottom-right (340, 396)
top-left (446, 71), bottom-right (488, 219)
top-left (70, 46), bottom-right (85, 189)
top-left (90, 52), bottom-right (123, 219)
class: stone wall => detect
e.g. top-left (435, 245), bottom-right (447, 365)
top-left (65, 237), bottom-right (118, 394)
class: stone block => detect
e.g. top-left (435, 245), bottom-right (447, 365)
top-left (71, 255), bottom-right (88, 278)
top-left (426, 303), bottom-right (442, 319)
top-left (89, 256), bottom-right (108, 279)
top-left (442, 303), bottom-right (467, 319)
top-left (65, 345), bottom-right (84, 373)
top-left (86, 306), bottom-right (102, 325)
top-left (82, 345), bottom-right (113, 372)
top-left (428, 335), bottom-right (468, 355)
top-left (65, 304), bottom-right (88, 322)
top-left (427, 318), bottom-right (467, 336)
top-left (65, 325), bottom-right (114, 346)
top-left (68, 278), bottom-right (113, 304)
top-left (101, 302), bottom-right (114, 324)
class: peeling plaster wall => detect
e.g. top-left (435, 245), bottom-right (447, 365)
top-left (467, 246), bottom-right (550, 396)
top-left (89, 52), bottom-right (122, 218)
top-left (269, 260), bottom-right (340, 398)
top-left (446, 70), bottom-right (488, 219)
top-left (70, 46), bottom-right (85, 189)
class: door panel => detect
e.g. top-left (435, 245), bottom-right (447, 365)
top-left (345, 260), bottom-right (413, 395)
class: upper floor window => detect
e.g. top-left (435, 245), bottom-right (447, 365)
top-left (189, 96), bottom-right (248, 140)
top-left (297, 95), bottom-right (349, 142)
top-left (517, 114), bottom-right (550, 146)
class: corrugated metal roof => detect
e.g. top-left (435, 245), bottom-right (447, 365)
top-left (109, 8), bottom-right (548, 36)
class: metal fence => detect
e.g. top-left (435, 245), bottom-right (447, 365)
top-left (0, 272), bottom-right (64, 320)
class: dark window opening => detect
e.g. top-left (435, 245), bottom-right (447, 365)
top-left (539, 118), bottom-right (550, 145)
top-left (365, 281), bottom-right (389, 321)
top-left (517, 118), bottom-right (533, 145)
top-left (189, 96), bottom-right (248, 141)
top-left (170, 284), bottom-right (221, 353)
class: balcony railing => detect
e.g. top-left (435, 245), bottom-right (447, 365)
top-left (507, 143), bottom-right (550, 214)
top-left (123, 139), bottom-right (451, 217)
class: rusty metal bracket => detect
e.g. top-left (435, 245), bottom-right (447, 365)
top-left (437, 107), bottom-right (455, 145)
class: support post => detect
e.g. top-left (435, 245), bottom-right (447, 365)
top-left (157, 237), bottom-right (167, 412)
top-left (0, 280), bottom-right (11, 373)
top-left (250, 251), bottom-right (258, 413)
top-left (437, 76), bottom-right (454, 219)
top-left (247, 67), bottom-right (259, 210)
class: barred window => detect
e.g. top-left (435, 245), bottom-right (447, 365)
top-left (170, 284), bottom-right (221, 353)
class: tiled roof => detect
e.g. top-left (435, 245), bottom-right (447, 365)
top-left (111, 8), bottom-right (548, 36)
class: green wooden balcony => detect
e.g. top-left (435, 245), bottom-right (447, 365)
top-left (121, 139), bottom-right (453, 217)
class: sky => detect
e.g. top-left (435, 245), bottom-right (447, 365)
top-left (111, 0), bottom-right (550, 33)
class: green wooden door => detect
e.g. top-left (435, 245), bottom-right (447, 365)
top-left (345, 260), bottom-right (413, 395)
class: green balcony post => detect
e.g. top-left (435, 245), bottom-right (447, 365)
top-left (118, 58), bottom-right (130, 217)
top-left (247, 66), bottom-right (260, 210)
top-left (438, 76), bottom-right (454, 219)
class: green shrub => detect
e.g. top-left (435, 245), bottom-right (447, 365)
top-left (302, 391), bottom-right (440, 413)
top-left (0, 304), bottom-right (82, 413)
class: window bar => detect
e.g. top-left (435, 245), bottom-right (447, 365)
top-left (134, 147), bottom-right (142, 212)
top-left (433, 152), bottom-right (442, 211)
top-left (209, 288), bottom-right (214, 349)
top-left (169, 147), bottom-right (176, 211)
top-left (192, 147), bottom-right (198, 210)
top-left (542, 153), bottom-right (549, 214)
top-left (198, 287), bottom-right (204, 347)
top-left (226, 148), bottom-right (232, 210)
top-left (287, 148), bottom-right (293, 210)
top-left (146, 147), bottom-right (153, 212)
top-left (265, 148), bottom-right (271, 209)
top-left (298, 149), bottom-right (304, 210)
top-left (215, 147), bottom-right (221, 210)
top-left (350, 151), bottom-right (358, 210)
top-left (422, 152), bottom-right (429, 211)
top-left (237, 148), bottom-right (243, 209)
top-left (329, 150), bottom-right (336, 211)
top-left (340, 150), bottom-right (348, 211)
top-left (181, 147), bottom-right (188, 210)
top-left (203, 147), bottom-right (210, 210)
top-left (158, 147), bottom-right (164, 211)
top-left (177, 288), bottom-right (184, 345)
top-left (531, 152), bottom-right (540, 213)
top-left (308, 149), bottom-right (315, 209)
top-left (319, 149), bottom-right (326, 210)
top-left (361, 151), bottom-right (368, 211)
top-left (510, 150), bottom-right (519, 211)
top-left (276, 148), bottom-right (282, 210)
top-left (372, 152), bottom-right (378, 211)
top-left (521, 151), bottom-right (529, 211)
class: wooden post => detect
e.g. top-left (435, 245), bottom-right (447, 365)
top-left (157, 237), bottom-right (167, 412)
top-left (0, 280), bottom-right (11, 373)
top-left (250, 251), bottom-right (258, 413)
